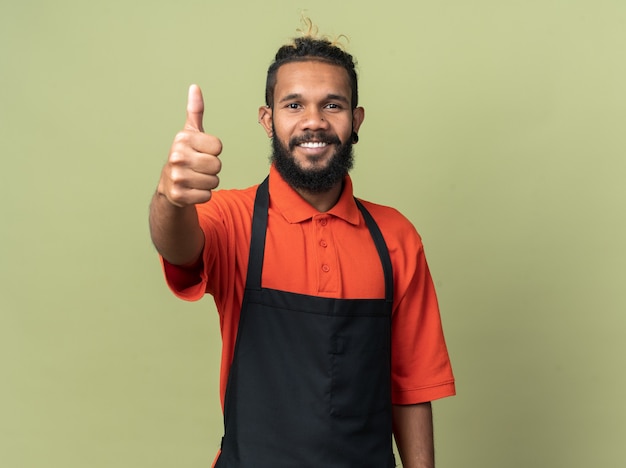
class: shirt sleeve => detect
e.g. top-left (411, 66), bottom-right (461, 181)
top-left (387, 220), bottom-right (456, 404)
top-left (160, 256), bottom-right (207, 301)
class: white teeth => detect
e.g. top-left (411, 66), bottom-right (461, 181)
top-left (299, 142), bottom-right (328, 148)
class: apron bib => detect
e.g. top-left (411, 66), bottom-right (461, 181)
top-left (216, 178), bottom-right (395, 468)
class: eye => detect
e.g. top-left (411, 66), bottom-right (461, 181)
top-left (286, 102), bottom-right (301, 110)
top-left (324, 103), bottom-right (342, 111)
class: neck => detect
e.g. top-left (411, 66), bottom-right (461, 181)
top-left (295, 181), bottom-right (343, 212)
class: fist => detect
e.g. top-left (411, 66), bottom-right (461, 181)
top-left (158, 84), bottom-right (223, 207)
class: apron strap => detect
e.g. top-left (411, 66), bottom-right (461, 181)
top-left (245, 176), bottom-right (393, 304)
top-left (355, 198), bottom-right (394, 305)
top-left (245, 177), bottom-right (270, 291)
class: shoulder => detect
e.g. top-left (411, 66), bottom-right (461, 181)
top-left (209, 183), bottom-right (258, 205)
top-left (356, 198), bottom-right (423, 247)
top-left (197, 184), bottom-right (259, 219)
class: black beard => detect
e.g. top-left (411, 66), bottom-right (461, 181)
top-left (270, 130), bottom-right (355, 193)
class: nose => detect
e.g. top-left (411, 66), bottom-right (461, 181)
top-left (300, 107), bottom-right (330, 131)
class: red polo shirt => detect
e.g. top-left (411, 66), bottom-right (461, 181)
top-left (162, 165), bottom-right (455, 408)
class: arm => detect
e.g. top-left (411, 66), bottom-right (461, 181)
top-left (392, 402), bottom-right (434, 468)
top-left (149, 194), bottom-right (205, 266)
top-left (149, 84), bottom-right (222, 266)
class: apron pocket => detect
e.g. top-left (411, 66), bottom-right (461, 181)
top-left (330, 333), bottom-right (391, 417)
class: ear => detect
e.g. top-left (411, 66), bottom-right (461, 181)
top-left (352, 106), bottom-right (365, 134)
top-left (258, 106), bottom-right (274, 137)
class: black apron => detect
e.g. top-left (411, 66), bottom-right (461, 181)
top-left (215, 178), bottom-right (395, 468)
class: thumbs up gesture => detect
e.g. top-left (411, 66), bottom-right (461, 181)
top-left (157, 85), bottom-right (223, 207)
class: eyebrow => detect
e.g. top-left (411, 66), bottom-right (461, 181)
top-left (279, 93), bottom-right (350, 104)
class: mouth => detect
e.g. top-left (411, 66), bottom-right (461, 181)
top-left (298, 141), bottom-right (329, 149)
top-left (290, 133), bottom-right (341, 152)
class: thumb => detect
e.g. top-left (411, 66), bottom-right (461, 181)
top-left (185, 84), bottom-right (204, 132)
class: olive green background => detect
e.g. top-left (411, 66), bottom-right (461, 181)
top-left (2, 0), bottom-right (625, 467)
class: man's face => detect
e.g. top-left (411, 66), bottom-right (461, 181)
top-left (259, 60), bottom-right (365, 192)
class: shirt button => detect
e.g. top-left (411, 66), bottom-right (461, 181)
top-left (320, 240), bottom-right (328, 248)
top-left (321, 264), bottom-right (330, 272)
top-left (319, 218), bottom-right (328, 226)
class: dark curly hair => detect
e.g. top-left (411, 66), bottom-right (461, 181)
top-left (265, 36), bottom-right (359, 109)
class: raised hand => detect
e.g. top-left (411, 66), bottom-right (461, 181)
top-left (157, 84), bottom-right (223, 207)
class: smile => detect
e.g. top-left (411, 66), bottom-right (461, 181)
top-left (298, 141), bottom-right (329, 148)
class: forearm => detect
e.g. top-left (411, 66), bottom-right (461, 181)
top-left (392, 402), bottom-right (434, 468)
top-left (149, 191), bottom-right (205, 266)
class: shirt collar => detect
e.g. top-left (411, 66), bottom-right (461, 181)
top-left (268, 164), bottom-right (361, 225)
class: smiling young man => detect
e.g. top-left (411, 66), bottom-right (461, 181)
top-left (150, 32), bottom-right (455, 468)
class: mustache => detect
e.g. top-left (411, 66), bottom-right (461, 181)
top-left (289, 132), bottom-right (342, 150)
